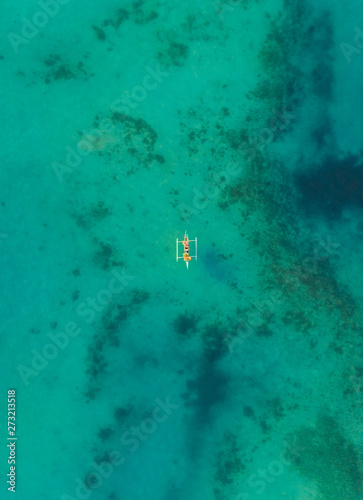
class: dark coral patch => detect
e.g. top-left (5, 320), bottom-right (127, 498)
top-left (157, 40), bottom-right (189, 68)
top-left (184, 360), bottom-right (229, 424)
top-left (294, 154), bottom-right (363, 219)
top-left (42, 54), bottom-right (91, 83)
top-left (114, 405), bottom-right (133, 422)
top-left (98, 427), bottom-right (114, 440)
top-left (92, 25), bottom-right (106, 41)
top-left (173, 312), bottom-right (198, 336)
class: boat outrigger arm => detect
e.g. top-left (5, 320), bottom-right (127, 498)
top-left (176, 231), bottom-right (197, 269)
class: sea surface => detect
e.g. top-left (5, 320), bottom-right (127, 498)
top-left (1, 0), bottom-right (363, 499)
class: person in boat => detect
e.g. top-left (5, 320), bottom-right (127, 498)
top-left (182, 234), bottom-right (189, 255)
top-left (182, 233), bottom-right (192, 263)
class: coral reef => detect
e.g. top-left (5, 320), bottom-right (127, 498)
top-left (289, 415), bottom-right (363, 499)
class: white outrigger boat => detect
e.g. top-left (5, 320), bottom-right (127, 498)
top-left (176, 231), bottom-right (197, 269)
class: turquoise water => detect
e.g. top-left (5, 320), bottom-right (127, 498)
top-left (1, 0), bottom-right (363, 499)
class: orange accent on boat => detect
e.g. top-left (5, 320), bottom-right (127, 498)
top-left (176, 231), bottom-right (197, 269)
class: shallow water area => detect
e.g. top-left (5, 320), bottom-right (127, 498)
top-left (1, 0), bottom-right (363, 499)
